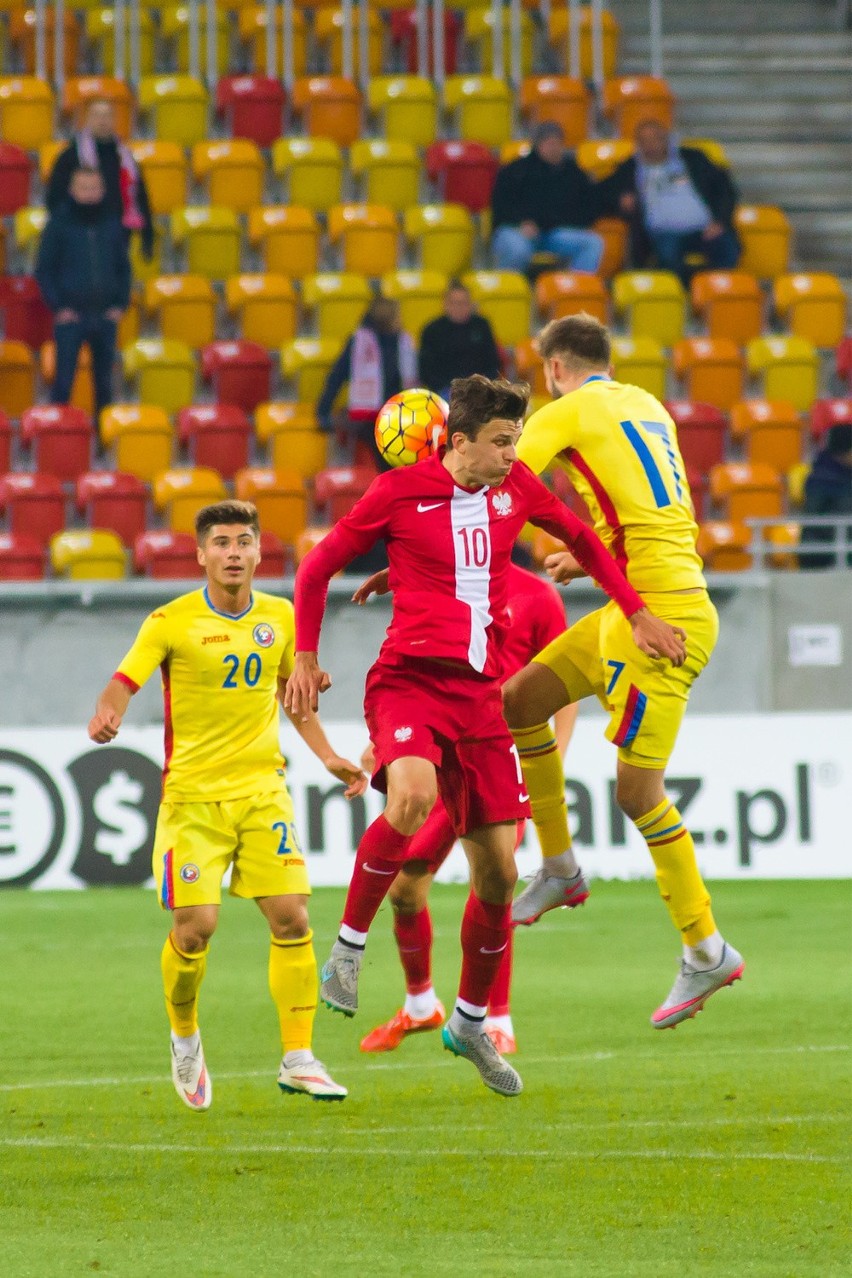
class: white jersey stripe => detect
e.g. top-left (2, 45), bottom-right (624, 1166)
top-left (450, 486), bottom-right (492, 673)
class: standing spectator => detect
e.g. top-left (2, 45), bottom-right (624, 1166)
top-left (600, 119), bottom-right (740, 283)
top-left (47, 97), bottom-right (155, 262)
top-left (490, 122), bottom-right (603, 276)
top-left (418, 281), bottom-right (501, 400)
top-left (35, 168), bottom-right (132, 420)
top-left (799, 423), bottom-right (852, 569)
top-left (316, 297), bottom-right (418, 470)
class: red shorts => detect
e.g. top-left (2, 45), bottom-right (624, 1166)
top-left (364, 657), bottom-right (530, 838)
top-left (403, 798), bottom-right (527, 876)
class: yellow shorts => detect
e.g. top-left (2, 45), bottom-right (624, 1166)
top-left (152, 787), bottom-right (311, 910)
top-left (533, 590), bottom-right (719, 769)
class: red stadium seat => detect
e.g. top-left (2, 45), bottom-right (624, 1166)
top-left (425, 141), bottom-right (499, 215)
top-left (0, 274), bottom-right (53, 349)
top-left (389, 10), bottom-right (461, 75)
top-left (134, 529), bottom-right (200, 578)
top-left (76, 471), bottom-right (148, 547)
top-left (810, 397), bottom-right (852, 441)
top-left (256, 529), bottom-right (288, 577)
top-left (0, 530), bottom-right (44, 579)
top-left (0, 410), bottom-right (11, 474)
top-left (200, 341), bottom-right (273, 413)
top-left (836, 337), bottom-right (852, 391)
top-left (215, 75), bottom-right (285, 148)
top-left (685, 466), bottom-right (708, 522)
top-left (0, 143), bottom-right (32, 215)
top-left (313, 465), bottom-right (375, 522)
top-left (177, 403), bottom-right (252, 479)
top-left (20, 405), bottom-right (93, 481)
top-left (664, 401), bottom-right (728, 473)
top-left (0, 471), bottom-right (65, 546)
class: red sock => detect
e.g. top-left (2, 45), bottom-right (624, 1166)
top-left (457, 893), bottom-right (512, 1012)
top-left (340, 814), bottom-right (412, 937)
top-left (487, 929), bottom-right (513, 1017)
top-left (394, 907), bottom-right (433, 994)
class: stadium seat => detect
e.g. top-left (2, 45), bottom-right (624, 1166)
top-left (442, 77), bottom-right (512, 147)
top-left (13, 206), bottom-right (47, 264)
top-left (350, 140), bottom-right (420, 213)
top-left (20, 406), bottom-right (93, 482)
top-left (682, 138), bottom-right (731, 169)
top-left (0, 410), bottom-right (10, 474)
top-left (535, 271), bottom-right (608, 324)
top-left (404, 204), bottom-right (474, 276)
top-left (514, 339), bottom-right (547, 396)
top-left (10, 9), bottom-right (79, 79)
top-left (256, 529), bottom-right (289, 578)
top-left (255, 401), bottom-right (317, 445)
top-left (238, 6), bottom-right (308, 77)
top-left (248, 206), bottom-right (320, 278)
top-left (696, 520), bottom-right (752, 572)
top-left (271, 138), bottom-right (343, 212)
top-left (730, 400), bottom-right (803, 471)
top-left (62, 76), bottom-right (134, 138)
top-left (315, 6), bottom-right (384, 75)
top-left (76, 471), bottom-right (148, 546)
top-left (138, 76), bottom-right (209, 147)
top-left (0, 77), bottom-right (54, 149)
top-left (39, 340), bottom-right (94, 415)
top-left (154, 466), bottom-right (227, 534)
top-left (134, 529), bottom-right (200, 578)
top-left (50, 529), bottom-right (126, 580)
top-left (128, 141), bottom-right (188, 216)
top-left (294, 525), bottom-right (333, 565)
top-left (664, 401), bottom-right (728, 473)
top-left (709, 461), bottom-right (783, 521)
top-left (200, 341), bottom-right (273, 413)
top-left (746, 336), bottom-right (820, 413)
top-left (773, 273), bottom-right (847, 348)
top-left (381, 270), bottom-right (448, 339)
top-left (464, 8), bottom-right (535, 76)
top-left (281, 339), bottom-right (342, 402)
top-left (673, 338), bottom-right (745, 411)
top-left (690, 270), bottom-right (764, 345)
top-left (162, 5), bottom-right (229, 76)
top-left (290, 77), bottom-right (361, 148)
top-left (612, 271), bottom-right (686, 346)
top-left (592, 217), bottom-right (629, 280)
top-left (461, 272), bottom-right (531, 346)
top-left (144, 276), bottom-right (217, 350)
top-left (302, 273), bottom-right (373, 340)
top-left (388, 12), bottom-right (461, 77)
top-left (367, 76), bottom-right (437, 148)
top-left (734, 205), bottom-right (791, 280)
top-left (0, 531), bottom-right (44, 580)
top-left (234, 466), bottom-right (307, 544)
top-left (546, 6), bottom-right (620, 81)
top-left (0, 143), bottom-right (32, 216)
top-left (0, 472), bottom-right (65, 546)
top-left (38, 140), bottom-right (64, 185)
top-left (177, 404), bottom-right (252, 480)
top-left (576, 139), bottom-right (633, 182)
top-left (810, 397), bottom-right (852, 442)
top-left (100, 403), bottom-right (173, 481)
top-left (170, 207), bottom-right (242, 280)
top-left (764, 522), bottom-right (801, 570)
top-left (122, 340), bottom-right (196, 416)
top-left (787, 461), bottom-right (810, 508)
top-left (519, 77), bottom-right (590, 147)
top-left (602, 76), bottom-right (674, 137)
top-left (610, 336), bottom-right (667, 400)
top-left (215, 76), bottom-right (285, 148)
top-left (225, 274), bottom-right (297, 347)
top-left (313, 465), bottom-right (375, 522)
top-left (191, 140), bottom-right (265, 216)
top-left (86, 8), bottom-right (156, 77)
top-left (256, 402), bottom-right (328, 477)
top-left (425, 141), bottom-right (499, 216)
top-left (327, 205), bottom-right (399, 276)
top-left (0, 275), bottom-right (53, 350)
top-left (0, 341), bottom-right (36, 419)
top-left (836, 337), bottom-right (852, 390)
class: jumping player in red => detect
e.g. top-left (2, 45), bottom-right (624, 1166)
top-left (286, 375), bottom-right (685, 1096)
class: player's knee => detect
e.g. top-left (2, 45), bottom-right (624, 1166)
top-left (386, 786), bottom-right (435, 831)
top-left (476, 857), bottom-right (518, 902)
top-left (501, 678), bottom-right (525, 728)
top-left (616, 773), bottom-right (663, 822)
top-left (173, 923), bottom-right (215, 953)
top-left (268, 901), bottom-right (310, 941)
top-left (389, 873), bottom-right (426, 914)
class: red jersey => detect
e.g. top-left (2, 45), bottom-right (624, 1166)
top-left (501, 562), bottom-right (567, 681)
top-left (295, 451), bottom-right (644, 679)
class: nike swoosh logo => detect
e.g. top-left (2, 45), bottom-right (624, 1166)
top-left (417, 502), bottom-right (443, 512)
top-left (479, 945), bottom-right (508, 955)
top-left (519, 792), bottom-right (530, 803)
top-left (363, 864), bottom-right (396, 875)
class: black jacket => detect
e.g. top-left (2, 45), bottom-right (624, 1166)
top-left (800, 451), bottom-right (852, 568)
top-left (46, 138), bottom-right (154, 258)
top-left (35, 199), bottom-right (132, 314)
top-left (491, 151), bottom-right (600, 232)
top-left (418, 314), bottom-right (500, 392)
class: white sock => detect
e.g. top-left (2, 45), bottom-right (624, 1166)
top-left (453, 998), bottom-right (487, 1035)
top-left (338, 924), bottom-right (368, 948)
top-left (171, 1030), bottom-right (200, 1054)
top-left (684, 930), bottom-right (725, 970)
top-left (404, 988), bottom-right (438, 1020)
top-left (485, 1013), bottom-right (514, 1036)
top-left (542, 852), bottom-right (580, 879)
top-left (284, 1049), bottom-right (313, 1068)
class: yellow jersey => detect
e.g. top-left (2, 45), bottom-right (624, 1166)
top-left (116, 587), bottom-right (295, 802)
top-left (518, 376), bottom-right (706, 593)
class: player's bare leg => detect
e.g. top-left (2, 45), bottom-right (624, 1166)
top-left (164, 904), bottom-right (218, 1111)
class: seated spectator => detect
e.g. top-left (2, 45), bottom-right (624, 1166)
top-left (600, 119), bottom-right (740, 284)
top-left (490, 122), bottom-right (603, 276)
top-left (799, 423), bottom-right (852, 569)
top-left (418, 281), bottom-right (501, 400)
top-left (316, 297), bottom-right (418, 470)
top-left (35, 167), bottom-right (131, 420)
top-left (47, 97), bottom-right (154, 261)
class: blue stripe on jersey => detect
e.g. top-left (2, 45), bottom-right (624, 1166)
top-left (203, 586), bottom-right (254, 620)
top-left (620, 420), bottom-right (672, 509)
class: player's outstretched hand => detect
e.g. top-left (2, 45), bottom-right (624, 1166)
top-left (629, 608), bottom-right (687, 666)
top-left (88, 708), bottom-right (122, 743)
top-left (543, 551), bottom-right (587, 583)
top-left (324, 755), bottom-right (369, 799)
top-left (284, 652), bottom-right (332, 720)
top-left (352, 568), bottom-right (391, 605)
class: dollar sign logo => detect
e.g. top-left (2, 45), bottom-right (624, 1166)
top-left (93, 771), bottom-right (149, 866)
top-left (70, 747), bottom-right (161, 885)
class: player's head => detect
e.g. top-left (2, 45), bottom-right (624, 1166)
top-left (195, 500), bottom-right (261, 588)
top-left (446, 375), bottom-right (530, 486)
top-left (536, 312), bottom-right (612, 398)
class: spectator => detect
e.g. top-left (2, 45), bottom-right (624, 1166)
top-left (47, 97), bottom-right (155, 262)
top-left (418, 281), bottom-right (501, 400)
top-left (600, 119), bottom-right (740, 284)
top-left (490, 122), bottom-right (603, 276)
top-left (35, 167), bottom-right (131, 420)
top-left (799, 423), bottom-right (852, 569)
top-left (316, 297), bottom-right (418, 470)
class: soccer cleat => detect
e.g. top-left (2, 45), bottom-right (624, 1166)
top-left (441, 1019), bottom-right (523, 1096)
top-left (320, 941), bottom-right (363, 1016)
top-left (511, 867), bottom-right (590, 927)
top-left (485, 1024), bottom-right (517, 1055)
top-left (651, 944), bottom-right (745, 1030)
top-left (359, 1003), bottom-right (446, 1053)
top-left (170, 1035), bottom-right (212, 1111)
top-left (277, 1057), bottom-right (348, 1101)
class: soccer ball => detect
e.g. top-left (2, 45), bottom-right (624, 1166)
top-left (374, 388), bottom-right (449, 468)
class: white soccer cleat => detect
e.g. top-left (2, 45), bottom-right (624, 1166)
top-left (511, 867), bottom-right (590, 927)
top-left (651, 944), bottom-right (745, 1029)
top-left (277, 1057), bottom-right (348, 1101)
top-left (170, 1035), bottom-right (212, 1111)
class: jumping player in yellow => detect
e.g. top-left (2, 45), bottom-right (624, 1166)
top-left (504, 314), bottom-right (744, 1029)
top-left (88, 500), bottom-right (367, 1109)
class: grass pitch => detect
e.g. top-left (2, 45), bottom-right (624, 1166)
top-left (0, 881), bottom-right (849, 1278)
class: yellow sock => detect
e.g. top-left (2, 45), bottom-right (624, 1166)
top-left (513, 723), bottom-right (574, 861)
top-left (635, 799), bottom-right (716, 943)
top-left (269, 929), bottom-right (318, 1054)
top-left (160, 933), bottom-right (207, 1036)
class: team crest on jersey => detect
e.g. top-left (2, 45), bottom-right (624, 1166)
top-left (180, 863), bottom-right (200, 884)
top-left (394, 726), bottom-right (413, 742)
top-left (253, 623), bottom-right (275, 647)
top-left (492, 491), bottom-right (513, 516)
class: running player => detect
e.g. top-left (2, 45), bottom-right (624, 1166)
top-left (502, 314), bottom-right (744, 1028)
top-left (88, 500), bottom-right (366, 1110)
top-left (286, 375), bottom-right (685, 1095)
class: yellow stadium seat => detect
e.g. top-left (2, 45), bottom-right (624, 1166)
top-left (225, 274), bottom-right (297, 347)
top-left (682, 137), bottom-right (730, 169)
top-left (787, 461), bottom-right (810, 508)
top-left (673, 337), bottom-right (745, 411)
top-left (128, 232), bottom-right (165, 287)
top-left (100, 403), bottom-right (173, 481)
top-left (123, 339), bottom-right (196, 416)
top-left (144, 276), bottom-right (217, 350)
top-left (62, 76), bottom-right (135, 139)
top-left (612, 271), bottom-right (686, 346)
top-left (128, 141), bottom-right (188, 216)
top-left (381, 270), bottom-right (448, 338)
top-left (50, 529), bottom-right (126, 580)
top-left (290, 76), bottom-right (361, 148)
top-left (404, 204), bottom-right (474, 276)
top-left (272, 138), bottom-right (343, 213)
top-left (162, 4), bottom-right (230, 75)
top-left (38, 140), bottom-right (66, 185)
top-left (764, 522), bottom-right (801, 570)
top-left (690, 270), bottom-right (764, 345)
top-left (499, 141), bottom-right (531, 166)
top-left (519, 77), bottom-right (590, 148)
top-left (86, 9), bottom-right (155, 76)
top-left (602, 76), bottom-right (674, 137)
top-left (138, 76), bottom-right (209, 147)
top-left (746, 337), bottom-right (820, 413)
top-left (0, 340), bottom-right (36, 419)
top-left (327, 205), bottom-right (399, 277)
top-left (280, 338), bottom-right (343, 402)
top-left (575, 138), bottom-right (633, 182)
top-left (367, 76), bottom-right (437, 148)
top-left (247, 205), bottom-right (320, 278)
top-left (709, 462), bottom-right (783, 522)
top-left (462, 271), bottom-right (531, 346)
top-left (734, 205), bottom-right (791, 280)
top-left (730, 400), bottom-right (803, 471)
top-left (696, 520), bottom-right (752, 572)
top-left (302, 273), bottom-right (373, 340)
top-left (171, 207), bottom-right (242, 280)
top-left (255, 400), bottom-right (317, 445)
top-left (315, 6), bottom-right (384, 75)
top-left (464, 8), bottom-right (534, 76)
top-left (234, 466), bottom-right (307, 545)
top-left (154, 467), bottom-right (227, 534)
top-left (191, 140), bottom-right (265, 215)
top-left (13, 206), bottom-right (47, 256)
top-left (773, 273), bottom-right (847, 348)
top-left (547, 7), bottom-right (620, 80)
top-left (443, 76), bottom-right (512, 147)
top-left (294, 525), bottom-right (333, 565)
top-left (238, 5), bottom-right (308, 76)
top-left (0, 77), bottom-right (54, 149)
top-left (535, 271), bottom-right (609, 323)
top-left (257, 404), bottom-right (328, 477)
top-left (611, 336), bottom-right (667, 400)
top-left (514, 338), bottom-right (547, 396)
top-left (350, 140), bottom-right (420, 213)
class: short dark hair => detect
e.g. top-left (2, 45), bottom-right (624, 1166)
top-left (195, 500), bottom-right (260, 543)
top-left (446, 375), bottom-right (530, 443)
top-left (537, 313), bottom-right (611, 371)
top-left (446, 279), bottom-right (469, 295)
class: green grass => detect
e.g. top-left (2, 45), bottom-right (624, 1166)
top-left (0, 882), bottom-right (849, 1278)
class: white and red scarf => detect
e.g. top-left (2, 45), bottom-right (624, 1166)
top-left (348, 326), bottom-right (418, 418)
top-left (76, 130), bottom-right (144, 231)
